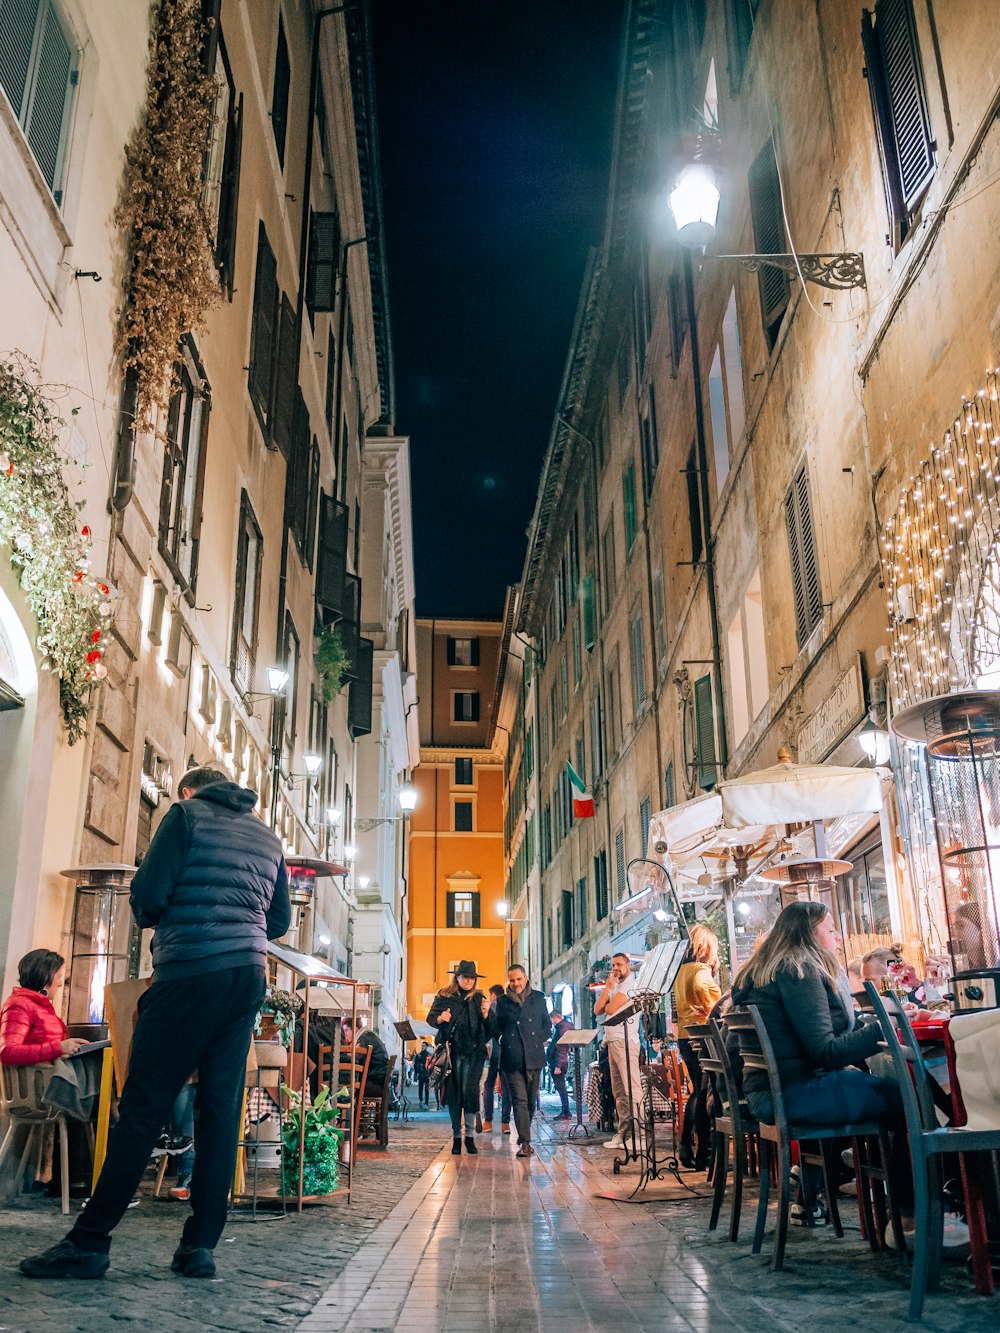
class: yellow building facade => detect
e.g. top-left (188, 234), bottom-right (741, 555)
top-left (407, 618), bottom-right (507, 1018)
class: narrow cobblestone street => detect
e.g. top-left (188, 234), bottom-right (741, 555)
top-left (2, 1105), bottom-right (999, 1332)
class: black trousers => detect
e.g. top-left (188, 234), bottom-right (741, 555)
top-left (68, 964), bottom-right (266, 1255)
top-left (506, 1069), bottom-right (541, 1145)
top-left (678, 1038), bottom-right (710, 1165)
top-left (417, 1073), bottom-right (429, 1104)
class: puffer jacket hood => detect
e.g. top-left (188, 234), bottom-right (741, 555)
top-left (193, 781), bottom-right (259, 813)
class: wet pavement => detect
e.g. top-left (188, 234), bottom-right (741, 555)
top-left (0, 1100), bottom-right (997, 1331)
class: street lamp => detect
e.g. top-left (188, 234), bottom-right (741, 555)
top-left (355, 782), bottom-right (419, 831)
top-left (496, 901), bottom-right (529, 969)
top-left (858, 715), bottom-right (891, 766)
top-left (241, 665), bottom-right (290, 831)
top-left (398, 783), bottom-right (418, 813)
top-left (667, 158), bottom-right (866, 290)
top-left (342, 843), bottom-right (357, 861)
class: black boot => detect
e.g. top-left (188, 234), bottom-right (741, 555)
top-left (452, 1137), bottom-right (462, 1155)
top-left (464, 1135), bottom-right (478, 1154)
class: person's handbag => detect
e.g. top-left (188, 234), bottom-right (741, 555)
top-left (429, 1041), bottom-right (452, 1094)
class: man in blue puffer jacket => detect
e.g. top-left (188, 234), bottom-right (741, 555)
top-left (21, 768), bottom-right (290, 1282)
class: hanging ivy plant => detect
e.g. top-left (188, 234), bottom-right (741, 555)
top-left (114, 0), bottom-right (220, 428)
top-left (0, 355), bottom-right (115, 743)
top-left (315, 622), bottom-right (350, 704)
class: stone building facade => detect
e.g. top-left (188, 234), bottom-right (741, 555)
top-left (505, 0), bottom-right (1000, 1005)
top-left (0, 0), bottom-right (415, 1039)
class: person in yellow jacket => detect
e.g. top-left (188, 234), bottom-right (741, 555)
top-left (674, 925), bottom-right (722, 1170)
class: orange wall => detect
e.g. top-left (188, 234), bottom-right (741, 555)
top-left (406, 757), bottom-right (507, 1020)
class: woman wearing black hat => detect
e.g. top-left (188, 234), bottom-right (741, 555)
top-left (428, 961), bottom-right (496, 1154)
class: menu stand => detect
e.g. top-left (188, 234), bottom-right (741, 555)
top-left (557, 1030), bottom-right (598, 1139)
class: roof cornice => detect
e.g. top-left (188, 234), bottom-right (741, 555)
top-left (364, 434), bottom-right (415, 612)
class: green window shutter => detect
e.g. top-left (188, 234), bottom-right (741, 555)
top-left (248, 225), bottom-right (278, 424)
top-left (24, 0), bottom-right (73, 198)
top-left (664, 760), bottom-right (676, 808)
top-left (471, 894), bottom-right (481, 929)
top-left (785, 464), bottom-right (822, 647)
top-left (694, 674), bottom-right (718, 790)
top-left (348, 638), bottom-right (373, 738)
top-left (446, 893), bottom-right (456, 929)
top-left (623, 463), bottom-right (637, 552)
top-left (748, 140), bottom-right (790, 345)
top-left (306, 210), bottom-right (340, 313)
top-left (271, 295), bottom-right (297, 458)
top-left (0, 0), bottom-right (40, 120)
top-left (315, 493), bottom-right (349, 619)
top-left (581, 575), bottom-right (596, 649)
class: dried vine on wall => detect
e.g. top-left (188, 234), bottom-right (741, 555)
top-left (114, 0), bottom-right (220, 427)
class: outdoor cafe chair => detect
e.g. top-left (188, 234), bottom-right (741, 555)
top-left (864, 983), bottom-right (1000, 1321)
top-left (728, 1005), bottom-right (903, 1272)
top-left (686, 1018), bottom-right (759, 1242)
top-left (0, 1063), bottom-right (71, 1215)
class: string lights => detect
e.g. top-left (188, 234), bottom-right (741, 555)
top-left (881, 369), bottom-right (1000, 711)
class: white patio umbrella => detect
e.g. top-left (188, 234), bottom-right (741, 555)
top-left (718, 752), bottom-right (888, 829)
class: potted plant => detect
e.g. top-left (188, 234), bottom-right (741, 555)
top-left (254, 987), bottom-right (303, 1048)
top-left (280, 1085), bottom-right (342, 1197)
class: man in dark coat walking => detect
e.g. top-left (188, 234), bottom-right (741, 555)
top-left (495, 964), bottom-right (552, 1157)
top-left (21, 768), bottom-right (290, 1281)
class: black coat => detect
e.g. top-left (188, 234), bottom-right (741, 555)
top-left (130, 782), bottom-right (290, 980)
top-left (496, 988), bottom-right (552, 1074)
top-left (428, 988), bottom-right (496, 1111)
top-left (730, 967), bottom-right (881, 1098)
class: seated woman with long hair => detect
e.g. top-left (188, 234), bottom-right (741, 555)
top-left (674, 924), bottom-right (722, 1170)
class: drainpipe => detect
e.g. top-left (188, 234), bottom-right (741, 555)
top-left (683, 251), bottom-right (728, 775)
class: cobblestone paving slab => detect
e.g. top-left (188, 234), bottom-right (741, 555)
top-left (0, 1115), bottom-right (449, 1333)
top-left (299, 1112), bottom-right (1000, 1333)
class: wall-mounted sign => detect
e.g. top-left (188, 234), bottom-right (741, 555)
top-left (797, 656), bottom-right (866, 765)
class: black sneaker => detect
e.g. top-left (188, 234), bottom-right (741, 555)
top-left (150, 1131), bottom-right (171, 1160)
top-left (20, 1239), bottom-right (109, 1280)
top-left (171, 1245), bottom-right (216, 1279)
top-left (166, 1136), bottom-right (194, 1156)
top-left (790, 1200), bottom-right (827, 1226)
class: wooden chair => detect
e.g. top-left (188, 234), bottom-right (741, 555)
top-left (728, 1005), bottom-right (902, 1272)
top-left (0, 1064), bottom-right (71, 1215)
top-left (358, 1054), bottom-right (397, 1148)
top-left (865, 984), bottom-right (1000, 1320)
top-left (317, 1045), bottom-right (371, 1157)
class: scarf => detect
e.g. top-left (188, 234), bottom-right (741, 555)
top-left (506, 982), bottom-right (531, 1006)
top-left (833, 969), bottom-right (857, 1025)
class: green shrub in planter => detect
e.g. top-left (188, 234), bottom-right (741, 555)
top-left (280, 1085), bottom-right (342, 1196)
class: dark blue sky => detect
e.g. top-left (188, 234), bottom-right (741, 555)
top-left (373, 0), bottom-right (622, 617)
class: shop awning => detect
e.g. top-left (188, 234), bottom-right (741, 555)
top-left (718, 758), bottom-right (888, 828)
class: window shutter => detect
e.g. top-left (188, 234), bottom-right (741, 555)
top-left (694, 674), bottom-right (718, 790)
top-left (631, 615), bottom-right (646, 708)
top-left (748, 141), bottom-right (790, 343)
top-left (623, 463), bottom-right (637, 552)
top-left (470, 637), bottom-right (480, 666)
top-left (615, 828), bottom-right (626, 896)
top-left (271, 295), bottom-right (297, 457)
top-left (340, 574), bottom-right (361, 676)
top-left (446, 636), bottom-right (456, 665)
top-left (446, 893), bottom-right (455, 929)
top-left (0, 0), bottom-right (39, 119)
top-left (306, 210), bottom-right (340, 313)
top-left (471, 894), bottom-right (481, 929)
top-left (315, 492), bottom-right (349, 619)
top-left (785, 464), bottom-right (822, 647)
top-left (248, 226), bottom-right (278, 422)
top-left (26, 2), bottom-right (73, 200)
top-left (665, 760), bottom-right (676, 808)
top-left (217, 92), bottom-right (243, 300)
top-left (348, 637), bottom-right (373, 738)
top-left (271, 16), bottom-right (290, 167)
top-left (862, 0), bottom-right (934, 231)
top-left (286, 390), bottom-right (310, 551)
top-left (581, 576), bottom-right (596, 649)
top-left (640, 797), bottom-right (652, 856)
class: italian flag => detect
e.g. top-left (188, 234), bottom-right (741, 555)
top-left (567, 761), bottom-right (595, 819)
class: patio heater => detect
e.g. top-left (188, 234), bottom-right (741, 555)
top-left (61, 863), bottom-right (136, 1036)
top-left (891, 690), bottom-right (1000, 1010)
top-left (757, 857), bottom-right (853, 914)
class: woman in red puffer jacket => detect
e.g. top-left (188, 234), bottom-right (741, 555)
top-left (0, 949), bottom-right (87, 1065)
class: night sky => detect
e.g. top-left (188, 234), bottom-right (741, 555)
top-left (372, 1), bottom-right (622, 617)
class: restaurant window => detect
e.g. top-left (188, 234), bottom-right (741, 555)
top-left (862, 0), bottom-right (935, 248)
top-left (159, 339), bottom-right (209, 594)
top-left (230, 491), bottom-right (262, 694)
top-left (748, 139), bottom-right (790, 349)
top-left (838, 837), bottom-right (892, 940)
top-left (446, 890), bottom-right (479, 929)
top-left (455, 757), bottom-right (473, 785)
top-left (0, 0), bottom-right (77, 205)
top-left (454, 800), bottom-right (473, 833)
top-left (453, 691), bottom-right (479, 722)
top-left (785, 463), bottom-right (823, 647)
top-left (270, 14), bottom-right (290, 168)
top-left (447, 636), bottom-right (479, 666)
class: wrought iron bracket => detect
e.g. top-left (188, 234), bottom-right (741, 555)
top-left (715, 251), bottom-right (866, 290)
